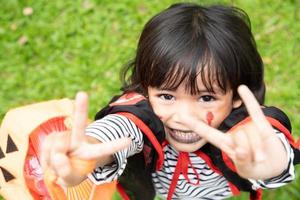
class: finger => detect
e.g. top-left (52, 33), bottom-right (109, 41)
top-left (71, 91), bottom-right (89, 149)
top-left (51, 153), bottom-right (72, 181)
top-left (232, 130), bottom-right (252, 165)
top-left (45, 132), bottom-right (70, 173)
top-left (41, 134), bottom-right (56, 170)
top-left (70, 137), bottom-right (132, 160)
top-left (232, 130), bottom-right (256, 178)
top-left (237, 85), bottom-right (273, 134)
top-left (51, 132), bottom-right (71, 154)
top-left (179, 115), bottom-right (235, 156)
top-left (242, 122), bottom-right (266, 162)
top-left (41, 132), bottom-right (69, 170)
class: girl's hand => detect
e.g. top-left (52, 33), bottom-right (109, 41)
top-left (180, 85), bottom-right (288, 180)
top-left (41, 92), bottom-right (131, 187)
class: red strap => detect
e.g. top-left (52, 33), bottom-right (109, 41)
top-left (297, 139), bottom-right (300, 148)
top-left (167, 152), bottom-right (200, 200)
top-left (181, 152), bottom-right (200, 185)
top-left (250, 189), bottom-right (263, 200)
top-left (162, 140), bottom-right (169, 148)
top-left (265, 117), bottom-right (298, 148)
top-left (116, 112), bottom-right (164, 170)
top-left (229, 116), bottom-right (296, 147)
top-left (109, 93), bottom-right (146, 107)
top-left (167, 153), bottom-right (182, 200)
top-left (117, 183), bottom-right (131, 200)
top-left (195, 151), bottom-right (240, 196)
top-left (195, 151), bottom-right (222, 175)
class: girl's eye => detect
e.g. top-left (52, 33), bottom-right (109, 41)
top-left (159, 94), bottom-right (175, 101)
top-left (200, 95), bottom-right (215, 102)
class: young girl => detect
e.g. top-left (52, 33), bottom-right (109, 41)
top-left (42, 3), bottom-right (298, 200)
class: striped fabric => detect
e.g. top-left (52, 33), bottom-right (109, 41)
top-left (85, 114), bottom-right (295, 199)
top-left (86, 114), bottom-right (144, 183)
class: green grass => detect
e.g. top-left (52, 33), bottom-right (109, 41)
top-left (0, 0), bottom-right (299, 199)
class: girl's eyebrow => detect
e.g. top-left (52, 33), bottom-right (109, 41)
top-left (194, 87), bottom-right (226, 95)
top-left (158, 87), bottom-right (216, 94)
top-left (156, 87), bottom-right (176, 92)
top-left (157, 85), bottom-right (224, 94)
top-left (156, 89), bottom-right (177, 93)
top-left (194, 90), bottom-right (216, 95)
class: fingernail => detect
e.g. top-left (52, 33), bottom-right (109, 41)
top-left (64, 117), bottom-right (73, 129)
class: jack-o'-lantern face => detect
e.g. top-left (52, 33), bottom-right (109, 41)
top-left (0, 99), bottom-right (74, 200)
top-left (0, 133), bottom-right (19, 190)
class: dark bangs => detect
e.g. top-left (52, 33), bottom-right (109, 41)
top-left (146, 44), bottom-right (228, 95)
top-left (127, 3), bottom-right (231, 95)
top-left (122, 3), bottom-right (264, 102)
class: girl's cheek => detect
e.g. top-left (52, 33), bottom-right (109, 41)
top-left (206, 111), bottom-right (214, 126)
top-left (157, 114), bottom-right (165, 122)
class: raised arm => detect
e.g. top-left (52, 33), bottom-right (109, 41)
top-left (179, 85), bottom-right (289, 180)
top-left (41, 92), bottom-right (131, 187)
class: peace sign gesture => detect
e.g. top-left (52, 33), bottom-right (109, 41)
top-left (180, 85), bottom-right (288, 180)
top-left (41, 92), bottom-right (131, 187)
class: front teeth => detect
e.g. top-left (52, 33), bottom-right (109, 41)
top-left (169, 129), bottom-right (201, 143)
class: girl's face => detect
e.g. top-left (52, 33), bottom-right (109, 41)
top-left (148, 77), bottom-right (241, 153)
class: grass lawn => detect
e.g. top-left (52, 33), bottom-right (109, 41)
top-left (0, 0), bottom-right (299, 199)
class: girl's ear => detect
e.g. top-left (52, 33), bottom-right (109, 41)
top-left (233, 98), bottom-right (242, 108)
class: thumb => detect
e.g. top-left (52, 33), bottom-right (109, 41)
top-left (70, 137), bottom-right (131, 160)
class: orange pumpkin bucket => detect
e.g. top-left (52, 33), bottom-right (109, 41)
top-left (0, 99), bottom-right (116, 200)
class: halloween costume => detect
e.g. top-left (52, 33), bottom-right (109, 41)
top-left (0, 92), bottom-right (296, 200)
top-left (87, 92), bottom-right (298, 200)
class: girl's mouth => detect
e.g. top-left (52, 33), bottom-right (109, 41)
top-left (168, 128), bottom-right (202, 144)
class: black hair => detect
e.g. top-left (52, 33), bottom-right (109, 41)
top-left (121, 3), bottom-right (265, 104)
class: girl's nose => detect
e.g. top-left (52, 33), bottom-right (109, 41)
top-left (171, 102), bottom-right (197, 124)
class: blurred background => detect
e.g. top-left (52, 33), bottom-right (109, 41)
top-left (0, 0), bottom-right (299, 199)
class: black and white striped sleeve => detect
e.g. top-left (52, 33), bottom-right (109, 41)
top-left (85, 114), bottom-right (144, 184)
top-left (249, 129), bottom-right (295, 189)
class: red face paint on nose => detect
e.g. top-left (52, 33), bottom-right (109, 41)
top-left (206, 112), bottom-right (214, 126)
